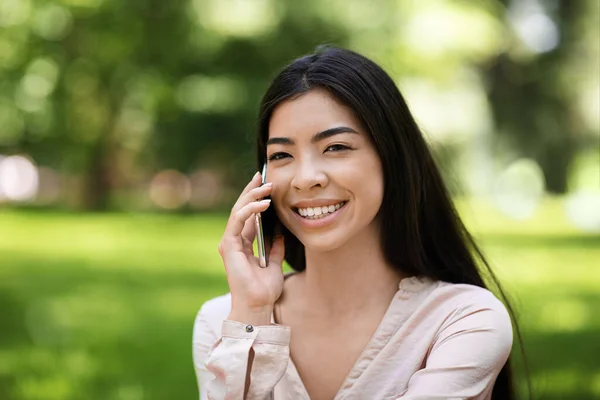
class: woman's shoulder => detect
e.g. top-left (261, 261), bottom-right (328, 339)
top-left (431, 280), bottom-right (511, 314)
top-left (404, 277), bottom-right (512, 331)
top-left (403, 276), bottom-right (508, 310)
top-left (423, 280), bottom-right (513, 337)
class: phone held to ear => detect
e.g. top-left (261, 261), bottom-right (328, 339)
top-left (255, 163), bottom-right (268, 268)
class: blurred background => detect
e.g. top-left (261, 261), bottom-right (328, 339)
top-left (0, 0), bottom-right (598, 399)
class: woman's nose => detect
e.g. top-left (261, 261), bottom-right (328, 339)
top-left (290, 160), bottom-right (328, 191)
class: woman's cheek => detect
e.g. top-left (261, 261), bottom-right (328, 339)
top-left (270, 188), bottom-right (285, 215)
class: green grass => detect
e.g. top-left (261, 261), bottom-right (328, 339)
top-left (0, 197), bottom-right (599, 399)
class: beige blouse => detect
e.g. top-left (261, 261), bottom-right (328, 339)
top-left (192, 276), bottom-right (513, 399)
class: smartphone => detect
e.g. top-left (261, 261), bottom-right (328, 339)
top-left (255, 163), bottom-right (268, 268)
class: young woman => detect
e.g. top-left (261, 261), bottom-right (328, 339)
top-left (193, 46), bottom-right (520, 400)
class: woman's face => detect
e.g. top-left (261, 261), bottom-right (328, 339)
top-left (266, 88), bottom-right (384, 252)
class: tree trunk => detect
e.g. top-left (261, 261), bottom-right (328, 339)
top-left (82, 140), bottom-right (112, 210)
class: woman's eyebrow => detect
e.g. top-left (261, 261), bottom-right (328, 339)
top-left (266, 126), bottom-right (358, 146)
top-left (312, 126), bottom-right (358, 143)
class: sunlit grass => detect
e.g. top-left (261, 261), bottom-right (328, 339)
top-left (0, 197), bottom-right (598, 399)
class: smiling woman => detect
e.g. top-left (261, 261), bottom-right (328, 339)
top-left (192, 46), bottom-right (523, 400)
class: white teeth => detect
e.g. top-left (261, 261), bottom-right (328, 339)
top-left (296, 202), bottom-right (346, 219)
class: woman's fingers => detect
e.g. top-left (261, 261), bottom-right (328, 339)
top-left (228, 180), bottom-right (273, 251)
top-left (239, 171), bottom-right (262, 197)
top-left (232, 171), bottom-right (269, 208)
top-left (240, 216), bottom-right (257, 256)
top-left (232, 183), bottom-right (272, 214)
top-left (224, 199), bottom-right (272, 241)
top-left (241, 213), bottom-right (257, 244)
top-left (218, 172), bottom-right (273, 262)
top-left (268, 235), bottom-right (285, 267)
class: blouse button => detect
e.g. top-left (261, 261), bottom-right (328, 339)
top-left (245, 325), bottom-right (254, 333)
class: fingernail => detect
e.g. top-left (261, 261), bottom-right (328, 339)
top-left (254, 171), bottom-right (260, 178)
top-left (261, 199), bottom-right (271, 203)
top-left (263, 182), bottom-right (273, 187)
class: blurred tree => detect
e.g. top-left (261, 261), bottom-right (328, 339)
top-left (0, 0), bottom-right (350, 210)
top-left (486, 0), bottom-right (594, 193)
top-left (1, 0), bottom-right (195, 209)
top-left (0, 0), bottom-right (595, 209)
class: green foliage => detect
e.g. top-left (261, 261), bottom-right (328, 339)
top-left (1, 199), bottom-right (599, 399)
top-left (0, 0), bottom-right (354, 209)
top-left (0, 0), bottom-right (597, 210)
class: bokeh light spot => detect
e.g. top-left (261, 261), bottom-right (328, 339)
top-left (192, 0), bottom-right (280, 38)
top-left (149, 170), bottom-right (191, 210)
top-left (22, 57), bottom-right (60, 98)
top-left (0, 0), bottom-right (32, 27)
top-left (0, 155), bottom-right (39, 202)
top-left (175, 75), bottom-right (244, 113)
top-left (493, 158), bottom-right (545, 220)
top-left (565, 191), bottom-right (600, 233)
top-left (32, 3), bottom-right (73, 41)
top-left (509, 1), bottom-right (559, 54)
top-left (189, 169), bottom-right (224, 210)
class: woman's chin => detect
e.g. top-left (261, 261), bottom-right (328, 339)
top-left (297, 232), bottom-right (347, 254)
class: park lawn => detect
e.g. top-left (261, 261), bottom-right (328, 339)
top-left (0, 197), bottom-right (599, 400)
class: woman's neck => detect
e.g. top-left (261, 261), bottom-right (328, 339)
top-left (295, 227), bottom-right (405, 320)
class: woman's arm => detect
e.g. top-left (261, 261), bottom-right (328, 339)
top-left (193, 305), bottom-right (291, 400)
top-left (193, 169), bottom-right (290, 399)
top-left (401, 294), bottom-right (513, 399)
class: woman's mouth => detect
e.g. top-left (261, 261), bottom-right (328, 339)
top-left (294, 201), bottom-right (347, 220)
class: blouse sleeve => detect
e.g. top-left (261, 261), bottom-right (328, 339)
top-left (401, 293), bottom-right (514, 399)
top-left (192, 303), bottom-right (291, 400)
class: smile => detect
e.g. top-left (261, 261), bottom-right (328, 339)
top-left (295, 201), bottom-right (347, 219)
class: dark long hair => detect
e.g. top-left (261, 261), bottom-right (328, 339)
top-left (256, 46), bottom-right (527, 399)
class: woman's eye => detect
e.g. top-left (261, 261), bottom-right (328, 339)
top-left (268, 152), bottom-right (290, 161)
top-left (325, 144), bottom-right (350, 153)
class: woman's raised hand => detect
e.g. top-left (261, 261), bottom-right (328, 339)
top-left (218, 171), bottom-right (285, 326)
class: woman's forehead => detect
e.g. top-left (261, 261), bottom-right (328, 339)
top-left (268, 89), bottom-right (361, 139)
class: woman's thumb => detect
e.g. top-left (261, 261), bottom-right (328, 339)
top-left (268, 235), bottom-right (285, 266)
